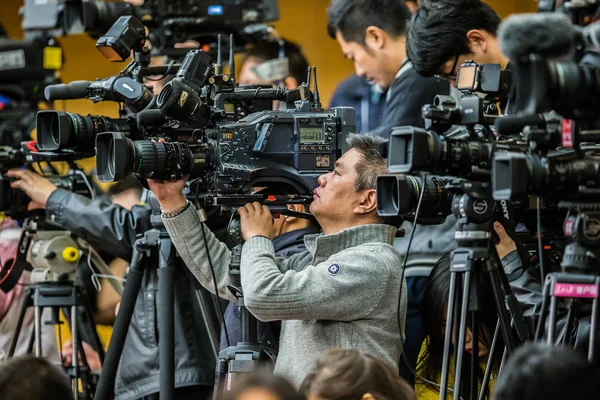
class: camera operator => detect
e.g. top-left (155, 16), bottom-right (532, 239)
top-left (406, 0), bottom-right (515, 112)
top-left (326, 0), bottom-right (449, 137)
top-left (147, 134), bottom-right (406, 388)
top-left (6, 170), bottom-right (218, 400)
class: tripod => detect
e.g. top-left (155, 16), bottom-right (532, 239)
top-left (534, 203), bottom-right (600, 363)
top-left (94, 226), bottom-right (176, 400)
top-left (439, 181), bottom-right (530, 400)
top-left (94, 203), bottom-right (221, 400)
top-left (5, 227), bottom-right (113, 400)
top-left (9, 282), bottom-right (104, 400)
top-left (212, 243), bottom-right (277, 399)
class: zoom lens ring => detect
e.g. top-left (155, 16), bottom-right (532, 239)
top-left (163, 143), bottom-right (192, 178)
top-left (134, 141), bottom-right (166, 175)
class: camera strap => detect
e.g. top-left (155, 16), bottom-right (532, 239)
top-left (0, 229), bottom-right (32, 293)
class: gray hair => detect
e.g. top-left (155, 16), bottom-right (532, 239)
top-left (346, 134), bottom-right (389, 192)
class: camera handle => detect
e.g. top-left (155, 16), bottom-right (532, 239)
top-left (94, 229), bottom-right (177, 400)
top-left (439, 181), bottom-right (529, 400)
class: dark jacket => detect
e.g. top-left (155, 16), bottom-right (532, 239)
top-left (220, 227), bottom-right (319, 351)
top-left (330, 74), bottom-right (387, 133)
top-left (502, 250), bottom-right (594, 350)
top-left (46, 189), bottom-right (219, 400)
top-left (371, 61), bottom-right (450, 138)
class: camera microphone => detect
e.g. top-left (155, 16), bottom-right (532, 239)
top-left (495, 113), bottom-right (550, 135)
top-left (45, 81), bottom-right (91, 102)
top-left (498, 13), bottom-right (576, 61)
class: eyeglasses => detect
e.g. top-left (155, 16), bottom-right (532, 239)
top-left (435, 54), bottom-right (460, 82)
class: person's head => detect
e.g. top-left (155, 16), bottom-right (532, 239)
top-left (327, 0), bottom-right (411, 89)
top-left (495, 343), bottom-right (600, 400)
top-left (310, 134), bottom-right (394, 234)
top-left (407, 0), bottom-right (506, 82)
top-left (419, 253), bottom-right (502, 400)
top-left (0, 356), bottom-right (74, 400)
top-left (108, 175), bottom-right (143, 210)
top-left (226, 371), bottom-right (304, 400)
top-left (239, 39), bottom-right (309, 89)
top-left (300, 348), bottom-right (415, 400)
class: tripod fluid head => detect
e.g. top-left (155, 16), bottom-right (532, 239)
top-left (446, 180), bottom-right (496, 243)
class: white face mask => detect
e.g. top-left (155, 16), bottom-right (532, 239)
top-left (252, 58), bottom-right (290, 82)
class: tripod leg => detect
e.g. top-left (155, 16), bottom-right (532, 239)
top-left (34, 305), bottom-right (43, 357)
top-left (71, 305), bottom-right (80, 400)
top-left (95, 247), bottom-right (146, 400)
top-left (77, 287), bottom-right (106, 363)
top-left (470, 312), bottom-right (479, 400)
top-left (158, 236), bottom-right (175, 400)
top-left (589, 280), bottom-right (599, 363)
top-left (548, 293), bottom-right (559, 344)
top-left (453, 270), bottom-right (472, 400)
top-left (440, 271), bottom-right (458, 400)
top-left (8, 288), bottom-right (33, 357)
top-left (535, 279), bottom-right (551, 341)
top-left (486, 263), bottom-right (517, 352)
top-left (479, 320), bottom-right (500, 400)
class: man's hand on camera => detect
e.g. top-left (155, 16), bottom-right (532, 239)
top-left (494, 221), bottom-right (517, 259)
top-left (239, 202), bottom-right (275, 242)
top-left (147, 176), bottom-right (189, 213)
top-left (6, 169), bottom-right (57, 208)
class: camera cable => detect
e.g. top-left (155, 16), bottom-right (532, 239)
top-left (190, 183), bottom-right (231, 347)
top-left (395, 172), bottom-right (462, 398)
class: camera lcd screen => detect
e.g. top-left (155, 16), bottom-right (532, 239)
top-left (457, 65), bottom-right (477, 91)
top-left (300, 127), bottom-right (323, 143)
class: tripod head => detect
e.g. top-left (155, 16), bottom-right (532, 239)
top-left (446, 179), bottom-right (496, 245)
top-left (559, 202), bottom-right (600, 274)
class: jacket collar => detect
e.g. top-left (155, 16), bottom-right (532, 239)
top-left (303, 224), bottom-right (398, 264)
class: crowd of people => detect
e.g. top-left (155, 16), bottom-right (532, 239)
top-left (1, 0), bottom-right (600, 399)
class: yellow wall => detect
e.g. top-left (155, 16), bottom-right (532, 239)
top-left (0, 0), bottom-right (538, 111)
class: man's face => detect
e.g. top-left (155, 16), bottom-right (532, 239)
top-left (335, 32), bottom-right (395, 89)
top-left (310, 149), bottom-right (364, 222)
top-left (437, 33), bottom-right (504, 85)
top-left (238, 56), bottom-right (273, 85)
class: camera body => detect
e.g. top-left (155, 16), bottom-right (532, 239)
top-left (210, 107), bottom-right (353, 194)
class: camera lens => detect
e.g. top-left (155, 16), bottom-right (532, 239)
top-left (51, 115), bottom-right (60, 148)
top-left (377, 174), bottom-right (452, 224)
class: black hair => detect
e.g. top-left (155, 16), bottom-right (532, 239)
top-left (406, 0), bottom-right (501, 77)
top-left (226, 371), bottom-right (304, 400)
top-left (418, 253), bottom-right (503, 400)
top-left (244, 39), bottom-right (309, 86)
top-left (326, 0), bottom-right (410, 44)
top-left (0, 356), bottom-right (74, 400)
top-left (495, 343), bottom-right (600, 400)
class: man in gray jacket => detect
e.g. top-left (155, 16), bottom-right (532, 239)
top-left (148, 134), bottom-right (407, 387)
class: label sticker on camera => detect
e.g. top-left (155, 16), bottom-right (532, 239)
top-left (328, 263), bottom-right (341, 275)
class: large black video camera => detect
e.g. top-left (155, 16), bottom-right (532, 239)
top-left (21, 0), bottom-right (279, 57)
top-left (376, 61), bottom-right (526, 223)
top-left (93, 49), bottom-right (354, 198)
top-left (0, 145), bottom-right (93, 220)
